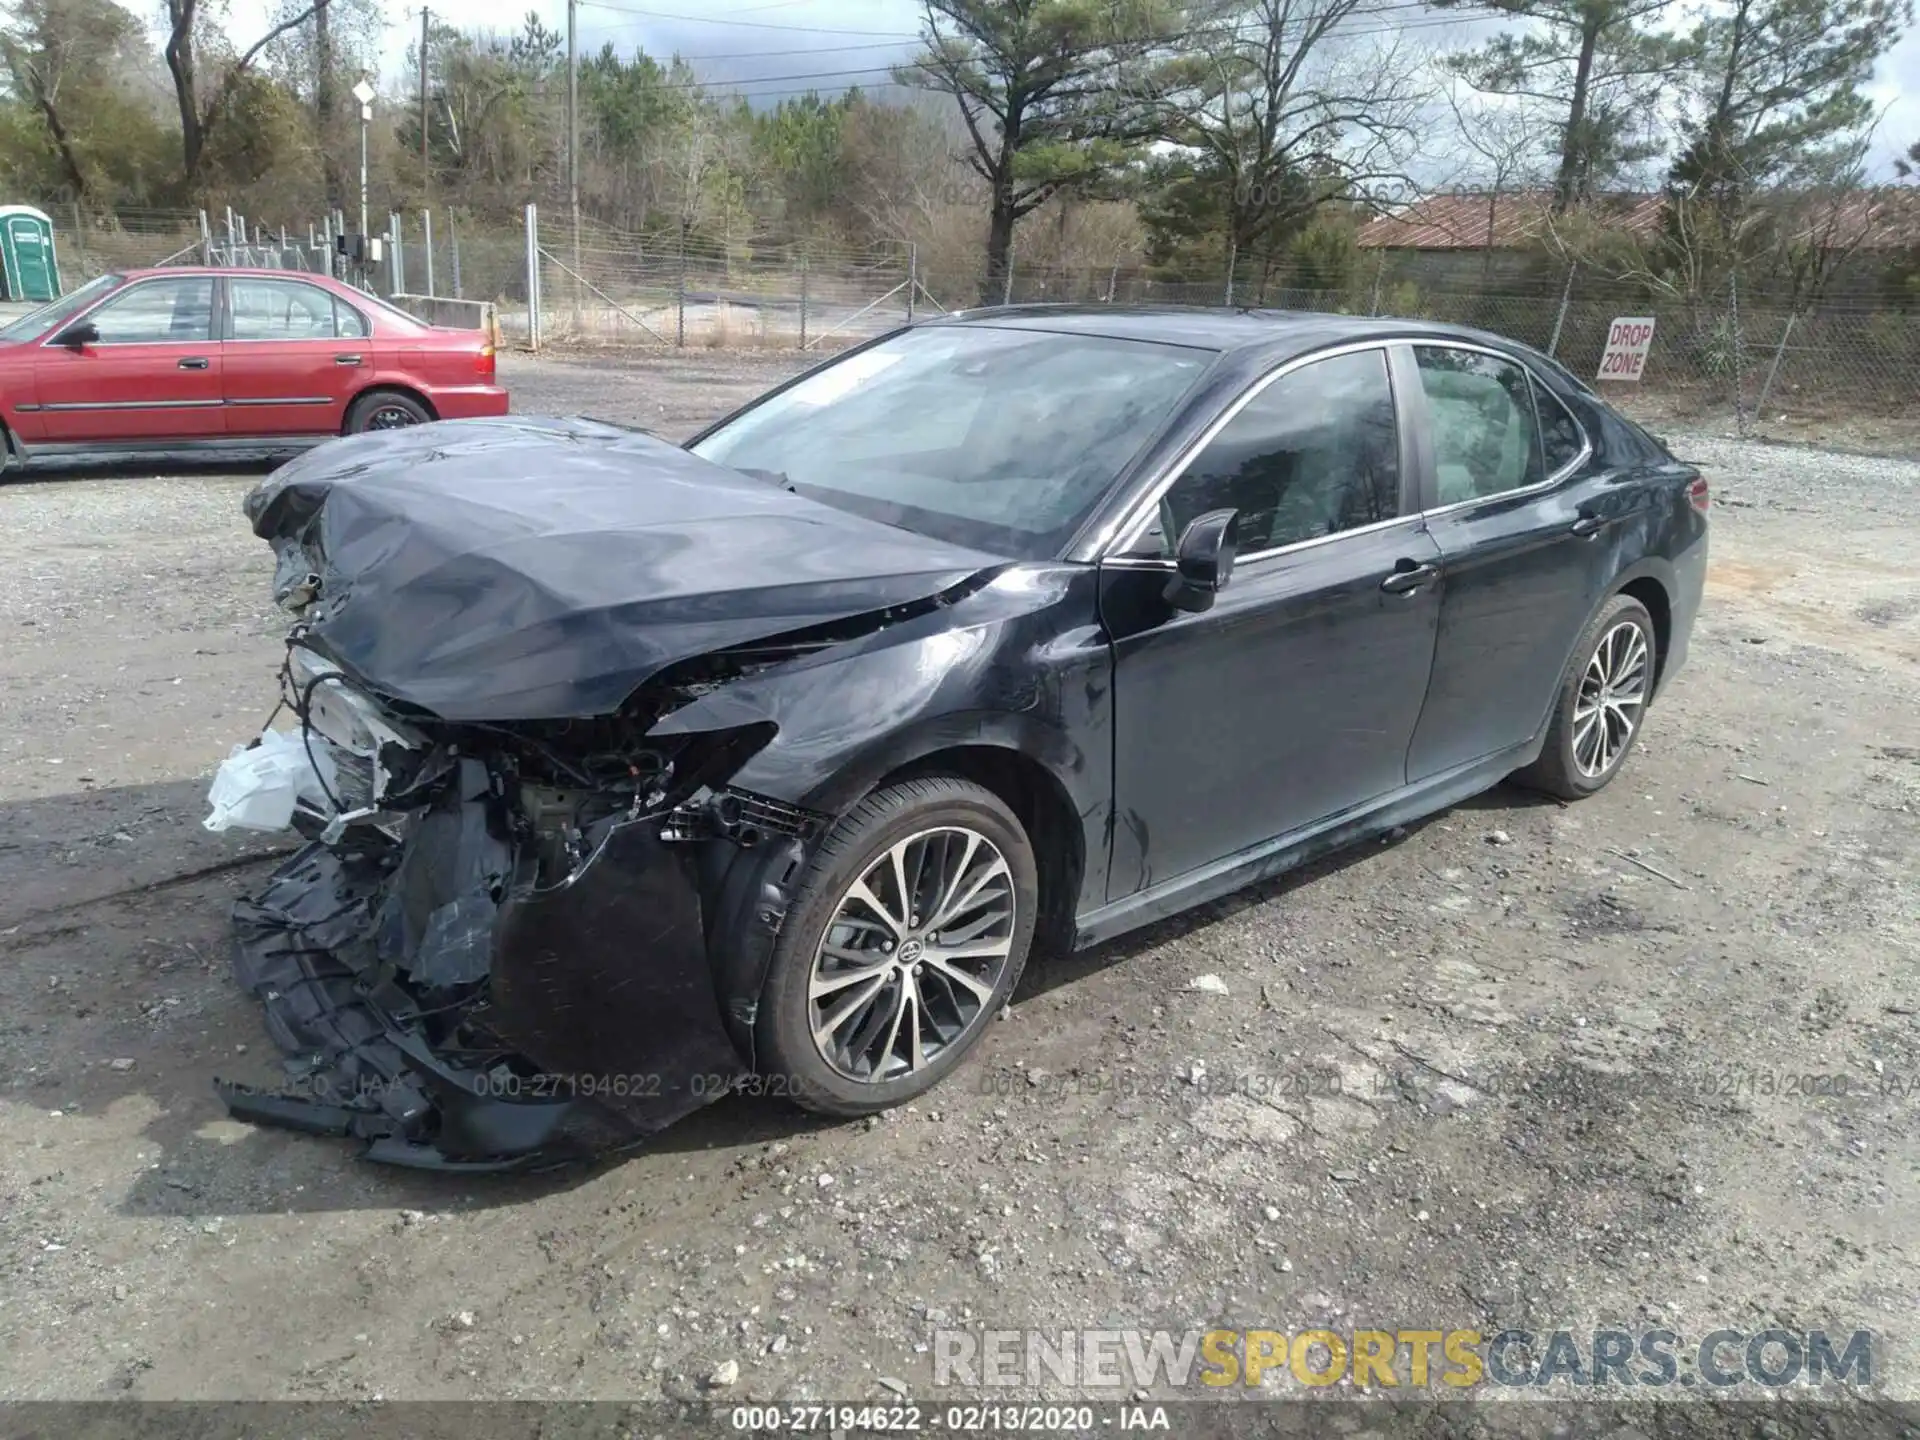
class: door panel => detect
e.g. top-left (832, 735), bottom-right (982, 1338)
top-left (1101, 345), bottom-right (1441, 897)
top-left (31, 276), bottom-right (220, 443)
top-left (221, 277), bottom-right (365, 436)
top-left (1408, 483), bottom-right (1614, 778)
top-left (1103, 522), bottom-right (1445, 896)
top-left (1402, 344), bottom-right (1617, 780)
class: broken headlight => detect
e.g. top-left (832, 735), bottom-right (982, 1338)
top-left (287, 644), bottom-right (436, 836)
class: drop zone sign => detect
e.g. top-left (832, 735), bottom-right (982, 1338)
top-left (1598, 317), bottom-right (1656, 381)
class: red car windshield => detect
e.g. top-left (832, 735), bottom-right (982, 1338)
top-left (0, 272), bottom-right (121, 343)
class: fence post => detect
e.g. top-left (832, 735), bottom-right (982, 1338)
top-left (1547, 263), bottom-right (1576, 358)
top-left (798, 252), bottom-right (809, 350)
top-left (1369, 250), bottom-right (1385, 317)
top-left (388, 212), bottom-right (405, 295)
top-left (1729, 268), bottom-right (1747, 436)
top-left (675, 222), bottom-right (688, 348)
top-left (524, 202), bottom-right (541, 351)
top-left (1224, 234), bottom-right (1237, 307)
top-left (1003, 244), bottom-right (1015, 306)
top-left (1106, 264), bottom-right (1118, 303)
top-left (423, 210), bottom-right (435, 297)
top-left (65, 200), bottom-right (89, 278)
top-left (199, 210), bottom-right (212, 264)
top-left (906, 243), bottom-right (917, 325)
top-left (450, 210), bottom-right (463, 299)
top-left (1754, 310), bottom-right (1796, 419)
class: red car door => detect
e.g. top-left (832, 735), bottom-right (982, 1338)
top-left (221, 275), bottom-right (366, 437)
top-left (31, 275), bottom-right (222, 444)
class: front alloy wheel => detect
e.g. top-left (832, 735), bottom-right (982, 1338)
top-left (755, 776), bottom-right (1038, 1116)
top-left (808, 826), bottom-right (1016, 1083)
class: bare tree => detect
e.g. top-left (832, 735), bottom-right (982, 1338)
top-left (1439, 78), bottom-right (1551, 280)
top-left (1150, 0), bottom-right (1427, 287)
top-left (162, 0), bottom-right (322, 184)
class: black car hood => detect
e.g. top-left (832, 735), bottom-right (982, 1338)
top-left (245, 415), bottom-right (1004, 721)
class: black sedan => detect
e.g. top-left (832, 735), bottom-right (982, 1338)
top-left (214, 307), bottom-right (1707, 1169)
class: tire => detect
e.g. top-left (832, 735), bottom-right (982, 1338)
top-left (345, 389), bottom-right (432, 434)
top-left (1514, 592), bottom-right (1658, 800)
top-left (754, 776), bottom-right (1039, 1117)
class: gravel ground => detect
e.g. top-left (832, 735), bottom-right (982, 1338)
top-left (0, 351), bottom-right (1916, 1426)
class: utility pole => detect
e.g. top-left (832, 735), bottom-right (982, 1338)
top-left (419, 7), bottom-right (430, 201)
top-left (567, 0), bottom-right (581, 306)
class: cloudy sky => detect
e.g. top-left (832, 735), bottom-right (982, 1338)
top-left (221, 0), bottom-right (1920, 177)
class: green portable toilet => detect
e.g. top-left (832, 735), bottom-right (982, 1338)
top-left (0, 205), bottom-right (61, 302)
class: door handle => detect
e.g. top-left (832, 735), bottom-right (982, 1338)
top-left (1380, 561), bottom-right (1440, 595)
top-left (177, 356), bottom-right (209, 370)
top-left (334, 354), bottom-right (363, 366)
top-left (1570, 513), bottom-right (1607, 537)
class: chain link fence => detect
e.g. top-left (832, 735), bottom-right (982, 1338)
top-left (40, 200), bottom-right (1920, 454)
top-left (521, 210), bottom-right (923, 351)
top-left (923, 254), bottom-right (1920, 453)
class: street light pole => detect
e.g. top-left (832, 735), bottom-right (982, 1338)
top-left (353, 78), bottom-right (376, 254)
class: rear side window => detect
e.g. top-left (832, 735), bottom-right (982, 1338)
top-left (1413, 346), bottom-right (1545, 504)
top-left (229, 278), bottom-right (338, 340)
top-left (1153, 348), bottom-right (1401, 556)
top-left (1534, 381), bottom-right (1587, 475)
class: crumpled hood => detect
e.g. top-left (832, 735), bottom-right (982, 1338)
top-left (245, 415), bottom-right (1003, 722)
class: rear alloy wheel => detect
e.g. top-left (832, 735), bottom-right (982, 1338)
top-left (1515, 593), bottom-right (1657, 800)
top-left (346, 390), bottom-right (431, 434)
top-left (756, 777), bottom-right (1037, 1115)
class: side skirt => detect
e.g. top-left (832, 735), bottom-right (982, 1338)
top-left (12, 435), bottom-right (334, 469)
top-left (1072, 739), bottom-right (1541, 950)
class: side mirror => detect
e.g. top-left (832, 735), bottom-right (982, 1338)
top-left (51, 321), bottom-right (98, 349)
top-left (1165, 508), bottom-right (1239, 614)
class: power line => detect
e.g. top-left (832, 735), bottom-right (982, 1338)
top-left (569, 0), bottom-right (1506, 81)
top-left (576, 2), bottom-right (920, 36)
top-left (694, 7), bottom-right (1503, 98)
top-left (655, 39), bottom-right (918, 62)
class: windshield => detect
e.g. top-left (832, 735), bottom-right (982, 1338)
top-left (690, 325), bottom-right (1214, 558)
top-left (0, 272), bottom-right (120, 342)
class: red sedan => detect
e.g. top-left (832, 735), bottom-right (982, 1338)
top-left (0, 267), bottom-right (507, 471)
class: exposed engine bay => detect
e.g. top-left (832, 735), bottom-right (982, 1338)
top-left (216, 639), bottom-right (824, 1171)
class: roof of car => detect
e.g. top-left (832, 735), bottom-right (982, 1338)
top-left (115, 266), bottom-right (346, 281)
top-left (931, 303), bottom-right (1527, 358)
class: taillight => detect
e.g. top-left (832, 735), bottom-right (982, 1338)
top-left (1687, 475), bottom-right (1709, 513)
top-left (477, 343), bottom-right (495, 382)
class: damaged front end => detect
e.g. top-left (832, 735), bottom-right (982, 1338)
top-left (218, 642), bottom-right (820, 1172)
top-left (214, 419), bottom-right (1005, 1169)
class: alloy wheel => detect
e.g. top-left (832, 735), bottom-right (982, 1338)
top-left (1573, 619), bottom-right (1650, 778)
top-left (807, 826), bottom-right (1016, 1083)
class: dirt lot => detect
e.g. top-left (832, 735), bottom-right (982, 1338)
top-left (1, 350), bottom-right (1917, 1420)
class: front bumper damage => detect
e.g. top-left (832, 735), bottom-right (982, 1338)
top-left (216, 651), bottom-right (817, 1172)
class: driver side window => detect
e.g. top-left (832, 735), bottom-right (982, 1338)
top-left (84, 277), bottom-right (214, 345)
top-left (1141, 348), bottom-right (1401, 558)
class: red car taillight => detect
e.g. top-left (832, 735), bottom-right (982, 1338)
top-left (477, 343), bottom-right (496, 382)
top-left (1687, 475), bottom-right (1709, 513)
